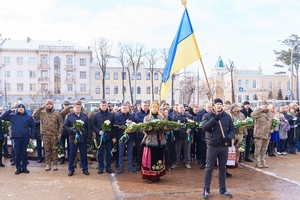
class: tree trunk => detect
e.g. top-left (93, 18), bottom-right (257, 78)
top-left (126, 68), bottom-right (133, 105)
top-left (122, 67), bottom-right (125, 103)
top-left (231, 71), bottom-right (235, 103)
top-left (296, 63), bottom-right (299, 103)
top-left (151, 71), bottom-right (154, 102)
top-left (102, 69), bottom-right (106, 99)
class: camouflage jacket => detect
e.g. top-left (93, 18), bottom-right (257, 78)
top-left (251, 107), bottom-right (273, 139)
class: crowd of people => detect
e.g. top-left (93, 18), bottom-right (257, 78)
top-left (1, 98), bottom-right (300, 199)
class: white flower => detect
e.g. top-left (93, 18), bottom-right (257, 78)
top-left (27, 149), bottom-right (34, 153)
top-left (58, 154), bottom-right (65, 158)
top-left (76, 120), bottom-right (84, 125)
top-left (104, 120), bottom-right (111, 125)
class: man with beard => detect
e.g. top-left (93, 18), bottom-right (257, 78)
top-left (91, 100), bottom-right (116, 174)
top-left (202, 98), bottom-right (235, 199)
top-left (33, 100), bottom-right (63, 171)
top-left (240, 101), bottom-right (254, 162)
top-left (171, 104), bottom-right (193, 169)
top-left (134, 100), bottom-right (150, 171)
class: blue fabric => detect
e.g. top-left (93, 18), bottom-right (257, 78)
top-left (60, 135), bottom-right (69, 160)
top-left (115, 112), bottom-right (136, 141)
top-left (13, 137), bottom-right (29, 170)
top-left (36, 139), bottom-right (43, 161)
top-left (97, 140), bottom-right (112, 169)
top-left (270, 131), bottom-right (280, 142)
top-left (277, 139), bottom-right (286, 153)
top-left (68, 141), bottom-right (88, 172)
top-left (91, 109), bottom-right (115, 141)
top-left (118, 140), bottom-right (134, 169)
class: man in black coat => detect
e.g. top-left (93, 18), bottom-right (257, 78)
top-left (202, 98), bottom-right (235, 199)
top-left (134, 100), bottom-right (149, 171)
top-left (240, 101), bottom-right (254, 162)
top-left (91, 100), bottom-right (116, 174)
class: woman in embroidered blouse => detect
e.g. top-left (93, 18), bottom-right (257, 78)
top-left (141, 101), bottom-right (167, 183)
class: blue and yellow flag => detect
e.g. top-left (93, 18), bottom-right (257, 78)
top-left (161, 8), bottom-right (201, 101)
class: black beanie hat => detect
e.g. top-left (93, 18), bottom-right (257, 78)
top-left (243, 101), bottom-right (250, 105)
top-left (214, 98), bottom-right (223, 105)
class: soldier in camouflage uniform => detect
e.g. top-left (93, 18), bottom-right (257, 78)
top-left (33, 100), bottom-right (63, 171)
top-left (251, 100), bottom-right (274, 168)
top-left (230, 104), bottom-right (247, 166)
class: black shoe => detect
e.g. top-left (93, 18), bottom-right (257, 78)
top-left (226, 172), bottom-right (232, 178)
top-left (10, 158), bottom-right (14, 162)
top-left (59, 160), bottom-right (65, 165)
top-left (37, 159), bottom-right (43, 163)
top-left (98, 169), bottom-right (103, 174)
top-left (4, 154), bottom-right (12, 158)
top-left (22, 169), bottom-right (30, 173)
top-left (202, 188), bottom-right (210, 199)
top-left (136, 165), bottom-right (141, 171)
top-left (0, 163), bottom-right (5, 167)
top-left (15, 169), bottom-right (21, 175)
top-left (148, 180), bottom-right (153, 184)
top-left (83, 170), bottom-right (89, 175)
top-left (157, 178), bottom-right (162, 182)
top-left (200, 164), bottom-right (205, 170)
top-left (115, 163), bottom-right (119, 168)
top-left (106, 168), bottom-right (114, 174)
top-left (244, 157), bottom-right (253, 162)
top-left (11, 162), bottom-right (15, 166)
top-left (68, 171), bottom-right (74, 176)
top-left (220, 189), bottom-right (233, 198)
top-left (129, 168), bottom-right (136, 173)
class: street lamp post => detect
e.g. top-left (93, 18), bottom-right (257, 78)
top-left (290, 40), bottom-right (300, 103)
top-left (0, 64), bottom-right (7, 106)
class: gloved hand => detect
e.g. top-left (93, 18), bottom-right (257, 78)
top-left (72, 129), bottom-right (77, 133)
top-left (222, 137), bottom-right (230, 145)
top-left (214, 113), bottom-right (221, 121)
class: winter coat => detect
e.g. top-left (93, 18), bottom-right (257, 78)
top-left (285, 112), bottom-right (300, 143)
top-left (172, 111), bottom-right (193, 139)
top-left (230, 111), bottom-right (247, 136)
top-left (63, 112), bottom-right (91, 144)
top-left (34, 118), bottom-right (42, 140)
top-left (197, 109), bottom-right (207, 141)
top-left (134, 109), bottom-right (150, 140)
top-left (1, 110), bottom-right (35, 139)
top-left (278, 118), bottom-right (290, 140)
top-left (202, 109), bottom-right (236, 147)
top-left (33, 107), bottom-right (63, 136)
top-left (114, 112), bottom-right (135, 141)
top-left (60, 105), bottom-right (89, 117)
top-left (91, 109), bottom-right (115, 141)
top-left (141, 114), bottom-right (167, 147)
top-left (251, 107), bottom-right (273, 139)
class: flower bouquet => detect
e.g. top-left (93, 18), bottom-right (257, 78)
top-left (271, 118), bottom-right (278, 130)
top-left (2, 120), bottom-right (10, 145)
top-left (87, 140), bottom-right (95, 157)
top-left (56, 140), bottom-right (65, 158)
top-left (96, 120), bottom-right (111, 149)
top-left (27, 142), bottom-right (35, 153)
top-left (72, 120), bottom-right (84, 144)
top-left (238, 137), bottom-right (246, 152)
top-left (234, 117), bottom-right (254, 133)
top-left (119, 123), bottom-right (132, 144)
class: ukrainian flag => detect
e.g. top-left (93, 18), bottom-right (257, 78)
top-left (161, 8), bottom-right (201, 101)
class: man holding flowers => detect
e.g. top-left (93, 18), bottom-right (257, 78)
top-left (33, 100), bottom-right (63, 171)
top-left (91, 100), bottom-right (116, 174)
top-left (64, 101), bottom-right (91, 176)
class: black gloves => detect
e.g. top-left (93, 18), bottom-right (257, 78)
top-left (222, 137), bottom-right (230, 145)
top-left (214, 113), bottom-right (221, 121)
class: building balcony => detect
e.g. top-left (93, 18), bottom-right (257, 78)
top-left (64, 65), bottom-right (75, 70)
top-left (38, 77), bottom-right (50, 82)
top-left (65, 78), bottom-right (76, 83)
top-left (38, 64), bottom-right (50, 69)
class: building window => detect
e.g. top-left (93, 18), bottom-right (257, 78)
top-left (287, 81), bottom-right (290, 90)
top-left (80, 71), bottom-right (86, 79)
top-left (114, 86), bottom-right (118, 94)
top-left (136, 72), bottom-right (141, 80)
top-left (105, 72), bottom-right (110, 80)
top-left (6, 83), bottom-right (11, 91)
top-left (105, 86), bottom-right (110, 94)
top-left (154, 86), bottom-right (158, 94)
top-left (269, 81), bottom-right (273, 89)
top-left (4, 57), bottom-right (10, 64)
top-left (29, 71), bottom-right (36, 78)
top-left (131, 87), bottom-right (134, 94)
top-left (17, 83), bottom-right (24, 91)
top-left (113, 72), bottom-right (118, 80)
top-left (30, 84), bottom-right (36, 91)
top-left (95, 86), bottom-right (100, 94)
top-left (54, 57), bottom-right (61, 94)
top-left (17, 57), bottom-right (23, 65)
top-left (67, 84), bottom-right (73, 92)
top-left (41, 83), bottom-right (48, 91)
top-left (146, 86), bottom-right (150, 94)
top-left (5, 71), bottom-right (10, 77)
top-left (137, 86), bottom-right (141, 94)
top-left (41, 56), bottom-right (47, 65)
top-left (278, 81), bottom-right (282, 89)
top-left (245, 95), bottom-right (250, 100)
top-left (80, 84), bottom-right (86, 92)
top-left (95, 71), bottom-right (100, 80)
top-left (67, 57), bottom-right (73, 66)
top-left (252, 80), bottom-right (256, 88)
top-left (122, 72), bottom-right (126, 80)
top-left (245, 80), bottom-right (249, 88)
top-left (146, 72), bottom-right (150, 80)
top-left (154, 72), bottom-right (158, 80)
top-left (80, 58), bottom-right (86, 66)
top-left (17, 71), bottom-right (23, 77)
top-left (238, 95), bottom-right (242, 103)
top-left (238, 80), bottom-right (242, 87)
top-left (29, 57), bottom-right (36, 65)
top-left (123, 86), bottom-right (126, 93)
top-left (261, 81), bottom-right (264, 89)
top-left (131, 73), bottom-right (135, 80)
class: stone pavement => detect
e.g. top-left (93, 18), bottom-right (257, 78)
top-left (1, 153), bottom-right (300, 200)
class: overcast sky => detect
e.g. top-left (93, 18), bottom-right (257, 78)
top-left (1, 0), bottom-right (300, 75)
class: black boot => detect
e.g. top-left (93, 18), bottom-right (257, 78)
top-left (202, 187), bottom-right (210, 199)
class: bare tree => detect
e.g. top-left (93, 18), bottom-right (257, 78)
top-left (92, 38), bottom-right (112, 99)
top-left (145, 48), bottom-right (160, 101)
top-left (227, 59), bottom-right (235, 103)
top-left (123, 42), bottom-right (146, 104)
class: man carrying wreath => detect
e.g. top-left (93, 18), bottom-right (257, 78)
top-left (64, 101), bottom-right (91, 176)
top-left (91, 100), bottom-right (116, 174)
